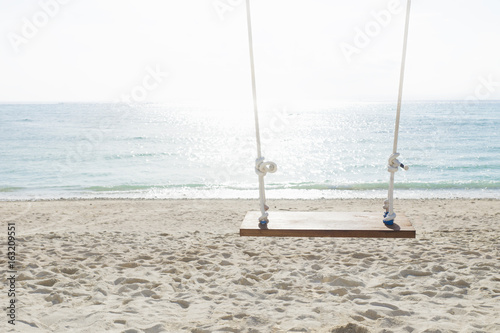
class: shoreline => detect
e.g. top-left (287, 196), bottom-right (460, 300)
top-left (1, 192), bottom-right (500, 202)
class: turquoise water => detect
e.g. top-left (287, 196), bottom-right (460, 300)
top-left (1, 101), bottom-right (499, 199)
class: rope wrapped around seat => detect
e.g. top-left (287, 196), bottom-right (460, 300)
top-left (255, 157), bottom-right (277, 223)
top-left (384, 153), bottom-right (409, 224)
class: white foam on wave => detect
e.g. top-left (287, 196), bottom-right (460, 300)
top-left (2, 187), bottom-right (499, 201)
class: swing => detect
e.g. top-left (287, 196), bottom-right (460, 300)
top-left (240, 0), bottom-right (416, 238)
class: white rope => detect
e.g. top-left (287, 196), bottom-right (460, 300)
top-left (385, 0), bottom-right (412, 224)
top-left (245, 0), bottom-right (262, 159)
top-left (245, 0), bottom-right (276, 223)
top-left (393, 0), bottom-right (411, 155)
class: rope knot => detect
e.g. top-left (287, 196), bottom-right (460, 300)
top-left (387, 153), bottom-right (409, 173)
top-left (255, 157), bottom-right (277, 177)
top-left (383, 199), bottom-right (390, 210)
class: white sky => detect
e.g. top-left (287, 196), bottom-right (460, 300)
top-left (1, 0), bottom-right (499, 103)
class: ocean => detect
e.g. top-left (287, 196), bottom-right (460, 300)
top-left (1, 101), bottom-right (499, 200)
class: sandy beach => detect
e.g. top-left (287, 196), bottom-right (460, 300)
top-left (2, 198), bottom-right (499, 332)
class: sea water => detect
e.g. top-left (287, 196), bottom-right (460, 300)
top-left (1, 101), bottom-right (499, 200)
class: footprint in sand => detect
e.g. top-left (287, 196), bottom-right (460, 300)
top-left (44, 293), bottom-right (64, 305)
top-left (172, 299), bottom-right (190, 309)
top-left (60, 267), bottom-right (79, 275)
top-left (36, 278), bottom-right (58, 287)
top-left (118, 262), bottom-right (140, 268)
top-left (142, 323), bottom-right (166, 333)
top-left (114, 277), bottom-right (150, 285)
top-left (399, 269), bottom-right (432, 277)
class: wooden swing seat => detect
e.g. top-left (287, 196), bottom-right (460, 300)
top-left (240, 211), bottom-right (415, 238)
